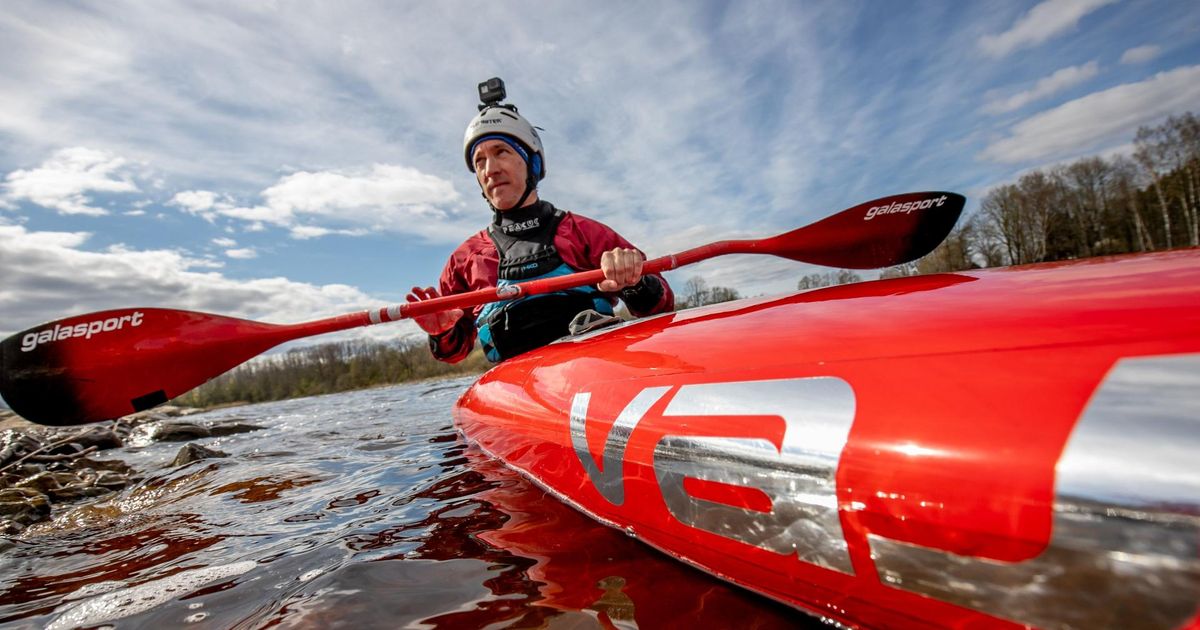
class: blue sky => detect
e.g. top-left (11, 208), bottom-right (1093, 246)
top-left (2, 0), bottom-right (1198, 343)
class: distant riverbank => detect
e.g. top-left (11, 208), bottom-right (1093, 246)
top-left (0, 347), bottom-right (489, 536)
top-left (171, 339), bottom-right (489, 410)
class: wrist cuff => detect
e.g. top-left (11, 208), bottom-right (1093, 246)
top-left (619, 276), bottom-right (663, 311)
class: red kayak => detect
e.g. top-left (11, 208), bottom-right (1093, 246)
top-left (454, 249), bottom-right (1200, 629)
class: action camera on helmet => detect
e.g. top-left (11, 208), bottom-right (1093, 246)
top-left (478, 77), bottom-right (507, 110)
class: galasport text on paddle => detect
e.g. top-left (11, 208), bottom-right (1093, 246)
top-left (1, 192), bottom-right (964, 426)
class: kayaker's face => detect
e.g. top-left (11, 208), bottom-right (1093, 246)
top-left (473, 139), bottom-right (537, 210)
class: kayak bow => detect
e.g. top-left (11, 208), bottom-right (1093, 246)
top-left (454, 250), bottom-right (1200, 629)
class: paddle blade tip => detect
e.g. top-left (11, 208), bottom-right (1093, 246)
top-left (766, 191), bottom-right (966, 269)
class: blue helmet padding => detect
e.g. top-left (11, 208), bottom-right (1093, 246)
top-left (470, 134), bottom-right (541, 177)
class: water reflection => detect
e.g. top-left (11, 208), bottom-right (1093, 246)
top-left (0, 379), bottom-right (812, 628)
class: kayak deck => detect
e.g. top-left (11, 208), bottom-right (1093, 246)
top-left (455, 250), bottom-right (1200, 629)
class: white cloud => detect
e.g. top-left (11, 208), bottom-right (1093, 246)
top-left (264, 165), bottom-right (458, 214)
top-left (3, 147), bottom-right (140, 216)
top-left (0, 2), bottom-right (855, 294)
top-left (171, 190), bottom-right (219, 215)
top-left (0, 223), bottom-right (422, 342)
top-left (1120, 45), bottom-right (1161, 65)
top-left (288, 225), bottom-right (369, 240)
top-left (980, 65), bottom-right (1200, 163)
top-left (218, 204), bottom-right (292, 226)
top-left (211, 237), bottom-right (237, 247)
top-left (980, 0), bottom-right (1119, 58)
top-left (0, 8), bottom-right (133, 155)
top-left (170, 190), bottom-right (295, 227)
top-left (983, 62), bottom-right (1100, 114)
top-left (224, 247), bottom-right (257, 259)
top-left (262, 165), bottom-right (468, 239)
top-left (288, 225), bottom-right (331, 240)
top-left (0, 2), bottom-right (840, 258)
top-left (0, 3), bottom-right (486, 192)
top-left (172, 165), bottom-right (471, 242)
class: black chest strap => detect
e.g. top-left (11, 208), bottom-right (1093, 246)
top-left (487, 202), bottom-right (568, 281)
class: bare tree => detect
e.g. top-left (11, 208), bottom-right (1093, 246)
top-left (1060, 157), bottom-right (1117, 257)
top-left (879, 263), bottom-right (918, 280)
top-left (681, 276), bottom-right (709, 308)
top-left (981, 183), bottom-right (1039, 264)
top-left (916, 216), bottom-right (985, 273)
top-left (980, 185), bottom-right (1016, 265)
top-left (676, 276), bottom-right (741, 309)
top-left (797, 270), bottom-right (862, 289)
top-left (1111, 157), bottom-right (1154, 252)
top-left (708, 286), bottom-right (741, 303)
top-left (1167, 113), bottom-right (1200, 246)
top-left (1134, 123), bottom-right (1176, 248)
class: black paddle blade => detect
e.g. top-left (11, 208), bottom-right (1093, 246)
top-left (0, 308), bottom-right (290, 426)
top-left (764, 192), bottom-right (965, 269)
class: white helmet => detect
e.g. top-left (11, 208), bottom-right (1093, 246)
top-left (463, 105), bottom-right (545, 181)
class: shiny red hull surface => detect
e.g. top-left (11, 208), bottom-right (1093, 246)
top-left (454, 251), bottom-right (1200, 629)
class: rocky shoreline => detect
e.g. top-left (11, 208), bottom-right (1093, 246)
top-left (0, 407), bottom-right (264, 535)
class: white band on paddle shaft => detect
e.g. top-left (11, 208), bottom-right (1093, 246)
top-left (369, 305), bottom-right (405, 325)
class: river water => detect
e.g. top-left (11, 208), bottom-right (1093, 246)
top-left (0, 377), bottom-right (809, 629)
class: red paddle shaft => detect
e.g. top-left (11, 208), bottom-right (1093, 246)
top-left (344, 190), bottom-right (965, 330)
top-left (290, 239), bottom-right (835, 336)
top-left (268, 248), bottom-right (704, 340)
top-left (299, 241), bottom-right (733, 334)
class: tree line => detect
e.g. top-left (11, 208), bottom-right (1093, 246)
top-left (678, 113), bottom-right (1199, 295)
top-left (172, 339), bottom-right (490, 409)
top-left (884, 112), bottom-right (1199, 277)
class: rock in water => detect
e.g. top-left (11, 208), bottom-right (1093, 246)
top-left (146, 421), bottom-right (212, 442)
top-left (171, 443), bottom-right (229, 467)
top-left (207, 421), bottom-right (266, 437)
top-left (0, 487), bottom-right (51, 533)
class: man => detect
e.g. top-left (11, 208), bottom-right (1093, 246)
top-left (407, 81), bottom-right (674, 363)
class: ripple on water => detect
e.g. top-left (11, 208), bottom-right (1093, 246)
top-left (46, 561), bottom-right (258, 630)
top-left (0, 377), bottom-right (808, 628)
